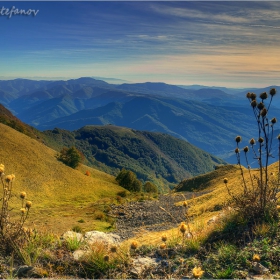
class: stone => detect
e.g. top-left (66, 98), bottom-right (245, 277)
top-left (72, 249), bottom-right (92, 260)
top-left (84, 231), bottom-right (121, 246)
top-left (62, 231), bottom-right (84, 241)
top-left (252, 262), bottom-right (269, 274)
top-left (130, 257), bottom-right (158, 277)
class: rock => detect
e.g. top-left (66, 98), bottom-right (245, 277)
top-left (207, 216), bottom-right (218, 225)
top-left (14, 265), bottom-right (33, 277)
top-left (73, 249), bottom-right (90, 260)
top-left (252, 262), bottom-right (269, 274)
top-left (130, 257), bottom-right (158, 277)
top-left (62, 231), bottom-right (84, 241)
top-left (84, 231), bottom-right (121, 246)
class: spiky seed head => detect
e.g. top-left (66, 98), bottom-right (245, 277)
top-left (260, 92), bottom-right (268, 100)
top-left (179, 222), bottom-right (188, 234)
top-left (257, 102), bottom-right (264, 110)
top-left (183, 201), bottom-right (187, 208)
top-left (192, 266), bottom-right (204, 279)
top-left (20, 191), bottom-right (26, 199)
top-left (246, 92), bottom-right (251, 99)
top-left (243, 146), bottom-right (249, 153)
top-left (223, 178), bottom-right (228, 184)
top-left (270, 88), bottom-right (276, 96)
top-left (278, 134), bottom-right (280, 140)
top-left (277, 205), bottom-right (280, 211)
top-left (235, 136), bottom-right (242, 143)
top-left (25, 201), bottom-right (32, 209)
top-left (110, 245), bottom-right (117, 253)
top-left (250, 93), bottom-right (257, 100)
top-left (159, 243), bottom-right (166, 250)
top-left (250, 138), bottom-right (255, 145)
top-left (253, 254), bottom-right (261, 262)
top-left (5, 175), bottom-right (13, 182)
top-left (260, 108), bottom-right (267, 117)
top-left (235, 148), bottom-right (239, 154)
top-left (0, 164), bottom-right (5, 176)
top-left (161, 234), bottom-right (167, 242)
top-left (251, 100), bottom-right (257, 108)
top-left (179, 258), bottom-right (185, 264)
top-left (271, 117), bottom-right (277, 124)
top-left (258, 137), bottom-right (264, 143)
top-left (20, 208), bottom-right (26, 215)
top-left (104, 255), bottom-right (110, 262)
top-left (130, 241), bottom-right (138, 250)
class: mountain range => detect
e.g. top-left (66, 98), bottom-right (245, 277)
top-left (1, 77), bottom-right (280, 164)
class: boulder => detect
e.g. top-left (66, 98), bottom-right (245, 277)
top-left (84, 231), bottom-right (121, 246)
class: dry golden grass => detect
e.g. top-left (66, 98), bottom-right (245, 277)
top-left (125, 161), bottom-right (280, 246)
top-left (0, 123), bottom-right (124, 234)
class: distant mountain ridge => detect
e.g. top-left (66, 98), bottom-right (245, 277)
top-left (1, 77), bottom-right (280, 164)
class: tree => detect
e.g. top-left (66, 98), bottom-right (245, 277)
top-left (57, 146), bottom-right (81, 169)
top-left (143, 181), bottom-right (158, 193)
top-left (116, 169), bottom-right (142, 192)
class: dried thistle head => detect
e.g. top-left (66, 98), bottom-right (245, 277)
top-left (110, 245), bottom-right (117, 253)
top-left (183, 201), bottom-right (188, 208)
top-left (20, 208), bottom-right (26, 215)
top-left (270, 88), bottom-right (276, 96)
top-left (104, 255), bottom-right (110, 262)
top-left (0, 164), bottom-right (5, 175)
top-left (251, 100), bottom-right (257, 108)
top-left (252, 254), bottom-right (261, 262)
top-left (25, 201), bottom-right (32, 209)
top-left (5, 174), bottom-right (14, 183)
top-left (257, 102), bottom-right (264, 110)
top-left (235, 148), bottom-right (239, 154)
top-left (260, 91), bottom-right (268, 100)
top-left (20, 191), bottom-right (27, 199)
top-left (243, 146), bottom-right (249, 153)
top-left (179, 222), bottom-right (188, 234)
top-left (260, 108), bottom-right (267, 117)
top-left (246, 92), bottom-right (252, 99)
top-left (192, 266), bottom-right (204, 279)
top-left (250, 93), bottom-right (257, 100)
top-left (223, 178), bottom-right (228, 184)
top-left (159, 243), bottom-right (166, 250)
top-left (249, 138), bottom-right (255, 145)
top-left (258, 137), bottom-right (264, 143)
top-left (130, 241), bottom-right (138, 250)
top-left (161, 234), bottom-right (167, 242)
top-left (235, 136), bottom-right (242, 143)
top-left (271, 117), bottom-right (277, 124)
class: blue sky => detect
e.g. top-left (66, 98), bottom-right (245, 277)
top-left (1, 1), bottom-right (280, 87)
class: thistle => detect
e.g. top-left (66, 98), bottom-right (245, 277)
top-left (20, 191), bottom-right (26, 199)
top-left (260, 91), bottom-right (268, 100)
top-left (25, 201), bottom-right (32, 209)
top-left (235, 136), bottom-right (242, 143)
top-left (130, 241), bottom-right (138, 250)
top-left (269, 88), bottom-right (276, 96)
top-left (159, 243), bottom-right (166, 250)
top-left (253, 254), bottom-right (261, 262)
top-left (192, 266), bottom-right (204, 279)
top-left (161, 234), bottom-right (167, 242)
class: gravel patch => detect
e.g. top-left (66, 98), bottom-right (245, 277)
top-left (110, 191), bottom-right (208, 240)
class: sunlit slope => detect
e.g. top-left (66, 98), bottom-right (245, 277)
top-left (0, 123), bottom-right (124, 233)
top-left (127, 163), bottom-right (279, 245)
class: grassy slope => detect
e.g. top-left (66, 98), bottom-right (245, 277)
top-left (0, 123), bottom-right (124, 234)
top-left (126, 162), bottom-right (279, 245)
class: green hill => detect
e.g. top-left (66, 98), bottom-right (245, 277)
top-left (42, 125), bottom-right (226, 191)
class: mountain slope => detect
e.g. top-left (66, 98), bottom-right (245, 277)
top-left (0, 123), bottom-right (123, 233)
top-left (42, 125), bottom-right (226, 190)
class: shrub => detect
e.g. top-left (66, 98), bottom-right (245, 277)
top-left (224, 88), bottom-right (279, 226)
top-left (143, 181), bottom-right (158, 193)
top-left (85, 170), bottom-right (90, 176)
top-left (116, 169), bottom-right (142, 192)
top-left (57, 146), bottom-right (82, 169)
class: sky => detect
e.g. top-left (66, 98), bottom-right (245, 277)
top-left (1, 1), bottom-right (280, 88)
